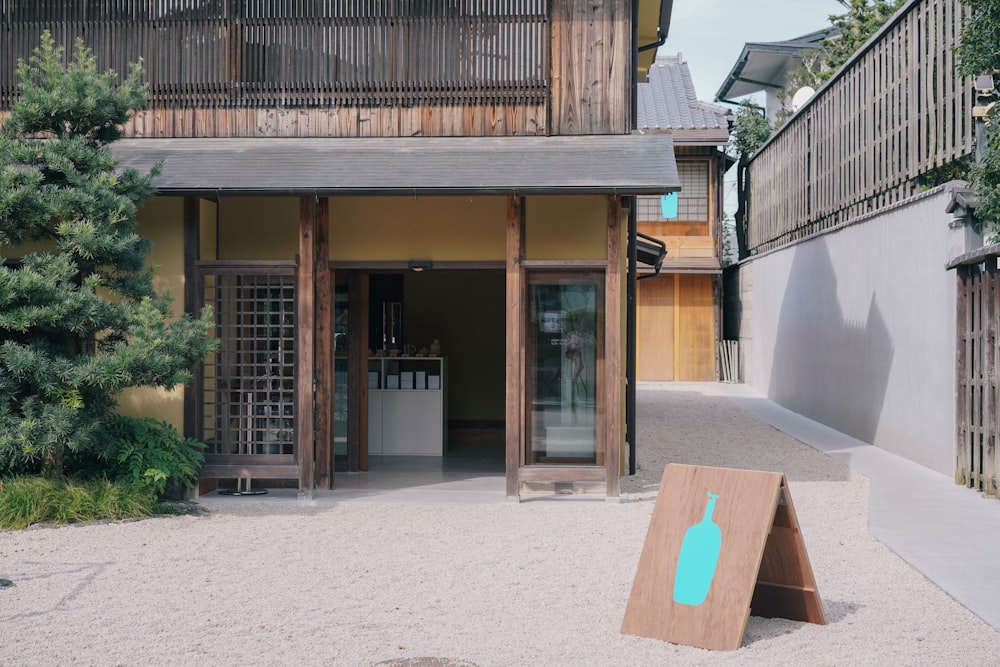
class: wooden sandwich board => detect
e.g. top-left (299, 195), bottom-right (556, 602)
top-left (621, 464), bottom-right (826, 651)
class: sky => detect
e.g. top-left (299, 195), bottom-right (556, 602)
top-left (660, 0), bottom-right (848, 104)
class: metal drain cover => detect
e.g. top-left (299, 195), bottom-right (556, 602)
top-left (0, 579), bottom-right (13, 588)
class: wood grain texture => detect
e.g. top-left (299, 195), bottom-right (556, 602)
top-left (296, 197), bottom-right (316, 495)
top-left (604, 196), bottom-right (622, 493)
top-left (505, 196), bottom-right (526, 499)
top-left (622, 464), bottom-right (825, 651)
top-left (314, 200), bottom-right (332, 490)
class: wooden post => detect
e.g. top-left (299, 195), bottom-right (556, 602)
top-left (182, 197), bottom-right (201, 442)
top-left (604, 196), bottom-right (622, 496)
top-left (956, 266), bottom-right (969, 485)
top-left (505, 196), bottom-right (525, 499)
top-left (348, 272), bottom-right (369, 472)
top-left (297, 197), bottom-right (317, 497)
top-left (314, 198), bottom-right (332, 490)
top-left (988, 262), bottom-right (999, 497)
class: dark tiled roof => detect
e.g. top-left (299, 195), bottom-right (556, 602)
top-left (637, 54), bottom-right (731, 143)
top-left (112, 135), bottom-right (681, 196)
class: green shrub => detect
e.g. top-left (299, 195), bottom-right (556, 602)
top-left (102, 416), bottom-right (206, 498)
top-left (0, 476), bottom-right (155, 530)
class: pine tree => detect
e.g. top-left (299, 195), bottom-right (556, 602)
top-left (0, 32), bottom-right (215, 477)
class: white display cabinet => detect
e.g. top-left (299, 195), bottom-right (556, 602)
top-left (367, 357), bottom-right (446, 456)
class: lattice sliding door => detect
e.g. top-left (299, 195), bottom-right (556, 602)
top-left (197, 264), bottom-right (300, 478)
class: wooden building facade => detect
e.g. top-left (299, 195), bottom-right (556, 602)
top-left (0, 1), bottom-right (679, 498)
top-left (635, 55), bottom-right (731, 381)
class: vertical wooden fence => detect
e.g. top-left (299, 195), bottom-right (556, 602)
top-left (748, 0), bottom-right (975, 254)
top-left (951, 246), bottom-right (1000, 498)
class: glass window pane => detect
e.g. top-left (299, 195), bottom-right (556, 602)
top-left (526, 275), bottom-right (603, 465)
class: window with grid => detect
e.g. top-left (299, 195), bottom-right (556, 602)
top-left (637, 161), bottom-right (710, 236)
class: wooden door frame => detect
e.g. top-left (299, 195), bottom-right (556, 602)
top-left (505, 195), bottom-right (623, 498)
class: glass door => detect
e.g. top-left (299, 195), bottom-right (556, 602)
top-left (525, 273), bottom-right (604, 465)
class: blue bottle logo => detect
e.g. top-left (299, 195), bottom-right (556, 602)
top-left (673, 491), bottom-right (722, 606)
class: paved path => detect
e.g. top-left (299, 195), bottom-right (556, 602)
top-left (720, 383), bottom-right (1000, 631)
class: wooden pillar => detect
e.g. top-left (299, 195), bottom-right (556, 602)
top-left (297, 197), bottom-right (317, 497)
top-left (182, 196), bottom-right (200, 441)
top-left (505, 196), bottom-right (525, 499)
top-left (314, 198), bottom-right (332, 490)
top-left (956, 266), bottom-right (969, 486)
top-left (988, 263), bottom-right (999, 497)
top-left (348, 272), bottom-right (370, 472)
top-left (604, 196), bottom-right (622, 497)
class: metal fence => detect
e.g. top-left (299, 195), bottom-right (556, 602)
top-left (747, 0), bottom-right (975, 254)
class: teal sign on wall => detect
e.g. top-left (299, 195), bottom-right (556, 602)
top-left (673, 492), bottom-right (722, 606)
top-left (660, 193), bottom-right (678, 219)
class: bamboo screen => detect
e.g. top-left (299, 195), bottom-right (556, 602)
top-left (747, 0), bottom-right (974, 254)
top-left (0, 0), bottom-right (550, 109)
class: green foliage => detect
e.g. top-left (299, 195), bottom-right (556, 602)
top-left (957, 0), bottom-right (1000, 76)
top-left (958, 0), bottom-right (1000, 238)
top-left (729, 102), bottom-right (772, 260)
top-left (102, 416), bottom-right (205, 496)
top-left (0, 476), bottom-right (155, 530)
top-left (0, 31), bottom-right (217, 476)
top-left (730, 101), bottom-right (772, 159)
top-left (777, 1), bottom-right (906, 125)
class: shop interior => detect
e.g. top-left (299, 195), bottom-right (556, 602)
top-left (334, 269), bottom-right (507, 476)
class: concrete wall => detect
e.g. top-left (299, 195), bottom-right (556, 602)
top-left (734, 182), bottom-right (980, 475)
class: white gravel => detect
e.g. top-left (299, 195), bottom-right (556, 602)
top-left (2, 383), bottom-right (999, 666)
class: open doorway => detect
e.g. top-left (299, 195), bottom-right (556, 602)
top-left (336, 268), bottom-right (507, 481)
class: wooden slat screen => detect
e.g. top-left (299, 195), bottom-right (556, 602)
top-left (747, 0), bottom-right (974, 254)
top-left (0, 0), bottom-right (550, 109)
top-left (956, 259), bottom-right (999, 498)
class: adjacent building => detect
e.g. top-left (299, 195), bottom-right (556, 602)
top-left (636, 54), bottom-right (732, 381)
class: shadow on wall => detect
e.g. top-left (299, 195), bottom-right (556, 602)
top-left (767, 238), bottom-right (894, 445)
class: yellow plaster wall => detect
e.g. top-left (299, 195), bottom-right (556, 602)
top-left (211, 195), bottom-right (607, 263)
top-left (218, 197), bottom-right (299, 260)
top-left (525, 196), bottom-right (606, 260)
top-left (330, 196), bottom-right (507, 261)
top-left (119, 197), bottom-right (186, 429)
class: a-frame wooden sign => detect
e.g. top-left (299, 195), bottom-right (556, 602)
top-left (621, 464), bottom-right (826, 651)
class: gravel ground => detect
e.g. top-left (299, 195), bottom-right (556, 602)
top-left (2, 383), bottom-right (999, 666)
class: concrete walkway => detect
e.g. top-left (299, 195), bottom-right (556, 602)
top-left (722, 383), bottom-right (1000, 632)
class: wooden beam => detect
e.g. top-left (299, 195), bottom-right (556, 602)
top-left (348, 272), bottom-right (370, 472)
top-left (605, 196), bottom-right (622, 497)
top-left (506, 196), bottom-right (526, 499)
top-left (314, 198), bottom-right (332, 490)
top-left (517, 466), bottom-right (607, 483)
top-left (182, 197), bottom-right (200, 442)
top-left (297, 197), bottom-right (317, 497)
